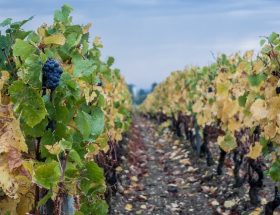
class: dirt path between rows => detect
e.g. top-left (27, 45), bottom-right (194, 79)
top-left (110, 115), bottom-right (279, 215)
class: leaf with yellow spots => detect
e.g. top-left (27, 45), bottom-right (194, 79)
top-left (246, 142), bottom-right (263, 159)
top-left (0, 105), bottom-right (27, 153)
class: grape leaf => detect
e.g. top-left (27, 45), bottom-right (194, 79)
top-left (73, 58), bottom-right (96, 77)
top-left (9, 80), bottom-right (47, 127)
top-left (13, 39), bottom-right (36, 60)
top-left (54, 4), bottom-right (73, 24)
top-left (43, 34), bottom-right (66, 46)
top-left (21, 54), bottom-right (42, 88)
top-left (0, 156), bottom-right (19, 198)
top-left (80, 162), bottom-right (105, 194)
top-left (91, 200), bottom-right (109, 215)
top-left (0, 18), bottom-right (12, 27)
top-left (91, 107), bottom-right (104, 136)
top-left (34, 161), bottom-right (61, 189)
top-left (248, 73), bottom-right (266, 87)
top-left (75, 111), bottom-right (93, 140)
top-left (218, 134), bottom-right (237, 153)
top-left (246, 142), bottom-right (263, 159)
top-left (0, 105), bottom-right (27, 153)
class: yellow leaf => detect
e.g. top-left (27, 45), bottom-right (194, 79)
top-left (222, 99), bottom-right (239, 120)
top-left (43, 34), bottom-right (66, 45)
top-left (264, 122), bottom-right (276, 139)
top-left (0, 105), bottom-right (27, 153)
top-left (125, 203), bottom-right (133, 211)
top-left (192, 100), bottom-right (203, 113)
top-left (246, 142), bottom-right (263, 159)
top-left (45, 143), bottom-right (61, 155)
top-left (237, 61), bottom-right (249, 73)
top-left (0, 156), bottom-right (19, 199)
top-left (253, 60), bottom-right (264, 73)
top-left (244, 50), bottom-right (254, 60)
top-left (228, 118), bottom-right (242, 132)
top-left (0, 197), bottom-right (19, 215)
top-left (82, 23), bottom-right (92, 34)
top-left (0, 71), bottom-right (10, 91)
top-left (37, 26), bottom-right (46, 37)
top-left (249, 207), bottom-right (261, 215)
top-left (216, 83), bottom-right (229, 98)
top-left (250, 99), bottom-right (268, 121)
top-left (17, 191), bottom-right (35, 215)
top-left (131, 176), bottom-right (138, 182)
top-left (267, 96), bottom-right (280, 120)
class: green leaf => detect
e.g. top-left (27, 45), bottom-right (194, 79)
top-left (248, 73), bottom-right (266, 87)
top-left (80, 199), bottom-right (108, 215)
top-left (21, 54), bottom-right (42, 88)
top-left (68, 149), bottom-right (82, 167)
top-left (238, 92), bottom-right (249, 107)
top-left (9, 80), bottom-right (47, 127)
top-left (34, 161), bottom-right (61, 189)
top-left (269, 160), bottom-right (280, 182)
top-left (0, 18), bottom-right (12, 27)
top-left (260, 38), bottom-right (266, 46)
top-left (268, 32), bottom-right (279, 44)
top-left (0, 35), bottom-right (12, 68)
top-left (91, 107), bottom-right (104, 136)
top-left (54, 4), bottom-right (73, 24)
top-left (73, 58), bottom-right (96, 77)
top-left (75, 111), bottom-right (93, 140)
top-left (22, 118), bottom-right (48, 137)
top-left (10, 16), bottom-right (33, 29)
top-left (40, 131), bottom-right (56, 157)
top-left (59, 139), bottom-right (72, 151)
top-left (80, 162), bottom-right (105, 194)
top-left (13, 39), bottom-right (36, 60)
top-left (107, 57), bottom-right (114, 67)
top-left (91, 200), bottom-right (108, 215)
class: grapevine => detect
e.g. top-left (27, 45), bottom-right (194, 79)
top-left (0, 4), bottom-right (132, 215)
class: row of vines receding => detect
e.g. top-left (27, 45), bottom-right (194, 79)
top-left (140, 32), bottom-right (280, 215)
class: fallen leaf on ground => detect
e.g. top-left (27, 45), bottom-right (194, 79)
top-left (125, 203), bottom-right (133, 211)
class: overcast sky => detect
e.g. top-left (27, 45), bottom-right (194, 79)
top-left (0, 0), bottom-right (280, 88)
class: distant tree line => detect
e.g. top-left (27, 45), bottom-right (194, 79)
top-left (128, 83), bottom-right (157, 105)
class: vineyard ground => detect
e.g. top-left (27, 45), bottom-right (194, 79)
top-left (110, 115), bottom-right (280, 215)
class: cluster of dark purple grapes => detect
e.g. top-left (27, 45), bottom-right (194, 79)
top-left (42, 59), bottom-right (63, 90)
